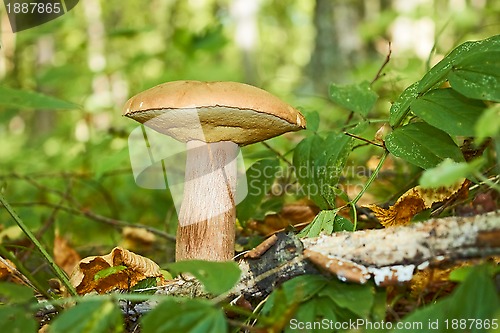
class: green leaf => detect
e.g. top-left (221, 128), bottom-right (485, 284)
top-left (293, 135), bottom-right (329, 208)
top-left (385, 122), bottom-right (464, 169)
top-left (141, 298), bottom-right (227, 333)
top-left (293, 133), bottom-right (353, 208)
top-left (297, 210), bottom-right (335, 237)
top-left (166, 261), bottom-right (240, 295)
top-left (130, 277), bottom-right (159, 294)
top-left (329, 81), bottom-right (378, 116)
top-left (319, 280), bottom-right (374, 319)
top-left (0, 282), bottom-right (35, 304)
top-left (417, 35), bottom-right (500, 94)
top-left (333, 215), bottom-right (354, 232)
top-left (448, 48), bottom-right (500, 102)
top-left (0, 305), bottom-right (37, 333)
top-left (50, 299), bottom-right (123, 333)
top-left (237, 159), bottom-right (280, 222)
top-left (389, 82), bottom-right (419, 127)
top-left (475, 104), bottom-right (500, 143)
top-left (411, 89), bottom-right (485, 136)
top-left (393, 265), bottom-right (500, 333)
top-left (419, 158), bottom-right (484, 188)
top-left (297, 210), bottom-right (353, 238)
top-left (303, 110), bottom-right (320, 132)
top-left (0, 86), bottom-right (79, 110)
top-left (94, 265), bottom-right (127, 281)
top-left (449, 263), bottom-right (500, 282)
top-left (262, 275), bottom-right (329, 314)
top-left (286, 297), bottom-right (337, 333)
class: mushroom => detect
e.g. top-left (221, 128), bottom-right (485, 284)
top-left (123, 80), bottom-right (306, 261)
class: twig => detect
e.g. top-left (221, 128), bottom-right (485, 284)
top-left (260, 142), bottom-right (293, 167)
top-left (371, 41), bottom-right (392, 85)
top-left (9, 201), bottom-right (176, 241)
top-left (344, 132), bottom-right (384, 148)
top-left (0, 193), bottom-right (78, 296)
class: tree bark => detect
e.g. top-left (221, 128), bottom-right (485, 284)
top-left (158, 210), bottom-right (500, 302)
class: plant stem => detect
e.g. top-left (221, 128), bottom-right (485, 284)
top-left (350, 150), bottom-right (389, 207)
top-left (0, 192), bottom-right (78, 297)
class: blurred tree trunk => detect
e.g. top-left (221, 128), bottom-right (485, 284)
top-left (305, 0), bottom-right (365, 92)
top-left (30, 36), bottom-right (56, 138)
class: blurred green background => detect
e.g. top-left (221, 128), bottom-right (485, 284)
top-left (0, 0), bottom-right (498, 268)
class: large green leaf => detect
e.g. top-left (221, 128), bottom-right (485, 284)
top-left (448, 50), bottom-right (500, 102)
top-left (0, 86), bottom-right (79, 110)
top-left (419, 158), bottom-right (484, 188)
top-left (237, 158), bottom-right (280, 222)
top-left (293, 133), bottom-right (353, 208)
top-left (329, 81), bottom-right (378, 117)
top-left (392, 265), bottom-right (500, 333)
top-left (0, 282), bottom-right (35, 304)
top-left (417, 35), bottom-right (499, 94)
top-left (385, 122), bottom-right (464, 169)
top-left (166, 260), bottom-right (240, 295)
top-left (319, 279), bottom-right (374, 319)
top-left (286, 297), bottom-right (338, 333)
top-left (411, 88), bottom-right (485, 136)
top-left (50, 299), bottom-right (123, 333)
top-left (141, 298), bottom-right (227, 333)
top-left (261, 275), bottom-right (329, 315)
top-left (293, 135), bottom-right (329, 208)
top-left (0, 306), bottom-right (37, 333)
top-left (475, 104), bottom-right (500, 143)
top-left (389, 82), bottom-right (419, 127)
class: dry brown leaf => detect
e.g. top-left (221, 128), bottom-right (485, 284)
top-left (0, 258), bottom-right (16, 280)
top-left (121, 226), bottom-right (156, 251)
top-left (53, 233), bottom-right (81, 276)
top-left (247, 201), bottom-right (319, 235)
top-left (366, 180), bottom-right (468, 227)
top-left (70, 247), bottom-right (164, 295)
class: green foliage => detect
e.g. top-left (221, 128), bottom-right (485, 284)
top-left (411, 88), bottom-right (485, 136)
top-left (420, 158), bottom-right (484, 188)
top-left (387, 35), bottom-right (499, 170)
top-left (0, 305), bottom-right (38, 333)
top-left (94, 266), bottom-right (128, 281)
top-left (50, 299), bottom-right (124, 333)
top-left (475, 104), bottom-right (500, 143)
top-left (165, 261), bottom-right (240, 295)
top-left (0, 283), bottom-right (38, 333)
top-left (0, 282), bottom-right (35, 304)
top-left (258, 275), bottom-right (377, 332)
top-left (293, 133), bottom-right (353, 208)
top-left (297, 210), bottom-right (353, 238)
top-left (392, 265), bottom-right (500, 333)
top-left (237, 158), bottom-right (280, 222)
top-left (0, 86), bottom-right (79, 110)
top-left (0, 1), bottom-right (498, 331)
top-left (329, 81), bottom-right (379, 116)
top-left (141, 298), bottom-right (227, 333)
top-left (385, 122), bottom-right (465, 169)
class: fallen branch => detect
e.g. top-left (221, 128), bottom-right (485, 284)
top-left (155, 210), bottom-right (500, 301)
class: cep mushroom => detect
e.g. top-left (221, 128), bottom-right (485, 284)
top-left (123, 81), bottom-right (306, 261)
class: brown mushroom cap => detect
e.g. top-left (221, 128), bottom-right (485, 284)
top-left (123, 80), bottom-right (306, 145)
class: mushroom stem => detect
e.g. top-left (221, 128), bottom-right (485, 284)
top-left (176, 140), bottom-right (239, 261)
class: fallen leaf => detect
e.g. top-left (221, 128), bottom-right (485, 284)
top-left (247, 201), bottom-right (319, 235)
top-left (121, 226), bottom-right (156, 251)
top-left (53, 233), bottom-right (81, 276)
top-left (70, 247), bottom-right (165, 295)
top-left (0, 258), bottom-right (16, 280)
top-left (366, 180), bottom-right (468, 227)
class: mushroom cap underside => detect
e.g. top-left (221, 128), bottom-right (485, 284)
top-left (123, 80), bottom-right (306, 145)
